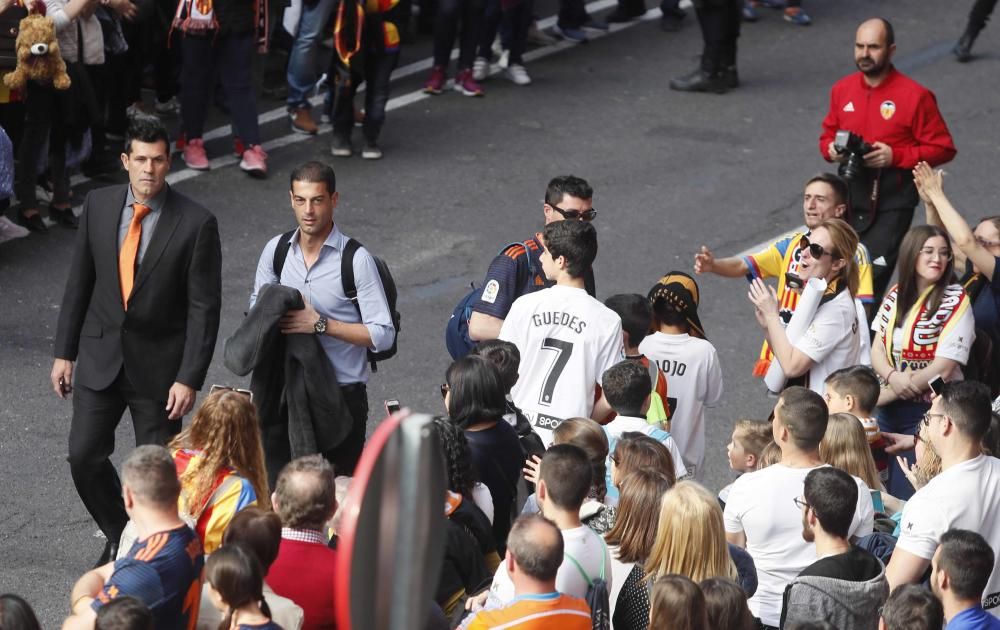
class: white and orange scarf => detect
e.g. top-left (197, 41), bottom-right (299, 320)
top-left (876, 283), bottom-right (970, 373)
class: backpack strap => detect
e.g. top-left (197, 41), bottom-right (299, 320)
top-left (271, 230), bottom-right (297, 281)
top-left (563, 551), bottom-right (593, 588)
top-left (564, 531), bottom-right (607, 583)
top-left (648, 428), bottom-right (672, 442)
top-left (341, 237), bottom-right (364, 319)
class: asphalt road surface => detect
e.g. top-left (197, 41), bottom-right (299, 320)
top-left (2, 0), bottom-right (998, 624)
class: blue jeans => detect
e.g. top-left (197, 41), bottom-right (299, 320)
top-left (876, 399), bottom-right (929, 501)
top-left (286, 0), bottom-right (338, 110)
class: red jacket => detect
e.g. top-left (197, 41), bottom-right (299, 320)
top-left (818, 67), bottom-right (956, 214)
top-left (820, 67), bottom-right (956, 168)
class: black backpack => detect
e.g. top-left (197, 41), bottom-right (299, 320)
top-left (272, 230), bottom-right (400, 371)
top-left (445, 240), bottom-right (539, 360)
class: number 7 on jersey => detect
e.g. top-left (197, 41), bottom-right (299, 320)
top-left (539, 337), bottom-right (574, 406)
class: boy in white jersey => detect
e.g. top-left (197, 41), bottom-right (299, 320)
top-left (499, 220), bottom-right (624, 446)
top-left (639, 272), bottom-right (723, 480)
top-left (601, 360), bottom-right (688, 482)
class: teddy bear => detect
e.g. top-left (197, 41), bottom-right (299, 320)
top-left (3, 13), bottom-right (71, 91)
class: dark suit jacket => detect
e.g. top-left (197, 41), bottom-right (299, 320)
top-left (54, 184), bottom-right (223, 399)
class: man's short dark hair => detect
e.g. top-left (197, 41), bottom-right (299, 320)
top-left (122, 446), bottom-right (181, 509)
top-left (95, 596), bottom-right (153, 630)
top-left (938, 381), bottom-right (993, 440)
top-left (544, 175), bottom-right (593, 207)
top-left (542, 220), bottom-right (598, 279)
top-left (605, 294), bottom-right (653, 347)
top-left (777, 387), bottom-right (829, 451)
top-left (803, 467), bottom-right (857, 539)
top-left (880, 584), bottom-right (942, 630)
top-left (825, 365), bottom-right (880, 414)
top-left (602, 360), bottom-right (651, 418)
top-left (540, 444), bottom-right (592, 511)
top-left (290, 161), bottom-right (337, 194)
top-left (124, 119), bottom-right (170, 155)
top-left (222, 506), bottom-right (283, 574)
top-left (471, 339), bottom-right (520, 393)
top-left (937, 529), bottom-right (995, 601)
top-left (274, 455), bottom-right (336, 530)
top-left (507, 514), bottom-right (564, 581)
top-left (806, 173), bottom-right (849, 208)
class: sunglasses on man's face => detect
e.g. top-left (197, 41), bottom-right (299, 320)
top-left (551, 205), bottom-right (598, 221)
top-left (798, 235), bottom-right (836, 260)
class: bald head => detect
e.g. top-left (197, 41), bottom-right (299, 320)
top-left (507, 515), bottom-right (564, 582)
top-left (855, 18), bottom-right (895, 78)
top-left (857, 18), bottom-right (893, 46)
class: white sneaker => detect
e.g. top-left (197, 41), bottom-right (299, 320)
top-left (472, 57), bottom-right (490, 81)
top-left (126, 102), bottom-right (159, 121)
top-left (507, 64), bottom-right (531, 85)
top-left (154, 96), bottom-right (181, 115)
top-left (498, 49), bottom-right (510, 69)
top-left (0, 216), bottom-right (30, 243)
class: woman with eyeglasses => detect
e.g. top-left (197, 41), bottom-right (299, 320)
top-left (915, 161), bottom-right (1000, 386)
top-left (870, 224), bottom-right (974, 499)
top-left (167, 389), bottom-right (270, 554)
top-left (748, 218), bottom-right (868, 396)
top-left (443, 355), bottom-right (523, 554)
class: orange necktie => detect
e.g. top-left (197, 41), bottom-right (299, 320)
top-left (119, 203), bottom-right (152, 310)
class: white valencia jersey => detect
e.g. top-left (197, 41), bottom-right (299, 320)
top-left (500, 285), bottom-right (625, 445)
top-left (638, 332), bottom-right (723, 480)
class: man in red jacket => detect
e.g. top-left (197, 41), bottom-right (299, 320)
top-left (820, 17), bottom-right (956, 300)
top-left (269, 455), bottom-right (339, 630)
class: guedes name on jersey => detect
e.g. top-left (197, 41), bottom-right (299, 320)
top-left (531, 311), bottom-right (588, 334)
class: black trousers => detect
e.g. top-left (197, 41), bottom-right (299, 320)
top-left (433, 0), bottom-right (485, 69)
top-left (859, 206), bottom-right (916, 303)
top-left (263, 383), bottom-right (370, 488)
top-left (68, 368), bottom-right (178, 543)
top-left (696, 0), bottom-right (741, 72)
top-left (324, 383), bottom-right (370, 476)
top-left (332, 51), bottom-right (399, 144)
top-left (966, 0), bottom-right (999, 33)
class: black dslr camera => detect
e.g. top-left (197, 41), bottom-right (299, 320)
top-left (834, 130), bottom-right (873, 181)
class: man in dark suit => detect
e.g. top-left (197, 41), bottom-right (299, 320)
top-left (51, 119), bottom-right (222, 565)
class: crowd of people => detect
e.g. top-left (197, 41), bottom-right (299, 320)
top-left (0, 0), bottom-right (996, 241)
top-left (1, 3), bottom-right (1000, 630)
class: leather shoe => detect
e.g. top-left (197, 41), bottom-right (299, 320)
top-left (17, 211), bottom-right (47, 232)
top-left (953, 32), bottom-right (975, 62)
top-left (95, 540), bottom-right (119, 568)
top-left (49, 206), bottom-right (79, 229)
top-left (670, 67), bottom-right (729, 94)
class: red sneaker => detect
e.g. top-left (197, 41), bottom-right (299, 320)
top-left (454, 69), bottom-right (485, 96)
top-left (183, 138), bottom-right (209, 171)
top-left (423, 65), bottom-right (446, 94)
top-left (240, 145), bottom-right (268, 178)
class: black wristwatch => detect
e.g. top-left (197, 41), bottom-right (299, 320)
top-left (314, 316), bottom-right (328, 335)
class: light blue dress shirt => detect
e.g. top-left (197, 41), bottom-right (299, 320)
top-left (251, 225), bottom-right (394, 385)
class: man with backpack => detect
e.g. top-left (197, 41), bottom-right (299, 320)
top-left (467, 445), bottom-right (612, 629)
top-left (458, 514), bottom-right (592, 630)
top-left (249, 161), bottom-right (397, 476)
top-left (447, 175), bottom-right (598, 359)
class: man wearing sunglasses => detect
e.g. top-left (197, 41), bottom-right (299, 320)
top-left (695, 173), bottom-right (874, 378)
top-left (885, 381), bottom-right (1000, 621)
top-left (467, 175), bottom-right (598, 344)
